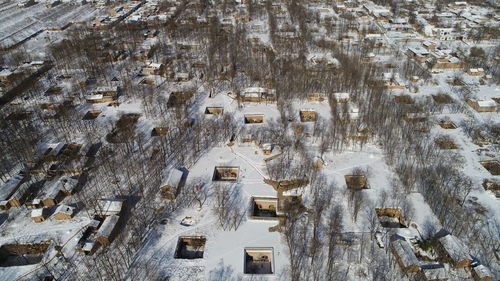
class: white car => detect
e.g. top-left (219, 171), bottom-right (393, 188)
top-left (181, 216), bottom-right (195, 226)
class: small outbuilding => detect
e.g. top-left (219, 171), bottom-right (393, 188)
top-left (31, 208), bottom-right (48, 223)
top-left (53, 204), bottom-right (75, 220)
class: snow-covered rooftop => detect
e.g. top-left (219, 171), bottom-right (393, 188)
top-left (96, 199), bottom-right (124, 216)
top-left (96, 214), bottom-right (120, 238)
top-left (161, 169), bottom-right (184, 188)
top-left (55, 204), bottom-right (75, 216)
top-left (31, 208), bottom-right (45, 218)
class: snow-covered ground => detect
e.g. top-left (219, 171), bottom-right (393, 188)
top-left (0, 0), bottom-right (498, 280)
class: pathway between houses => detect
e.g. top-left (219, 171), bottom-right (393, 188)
top-left (229, 146), bottom-right (267, 179)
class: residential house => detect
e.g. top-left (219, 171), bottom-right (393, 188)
top-left (299, 109), bottom-right (318, 122)
top-left (376, 208), bottom-right (408, 228)
top-left (31, 208), bottom-right (48, 223)
top-left (435, 229), bottom-right (472, 268)
top-left (427, 53), bottom-right (464, 70)
top-left (53, 204), bottom-right (75, 220)
top-left (390, 235), bottom-right (420, 273)
top-left (407, 47), bottom-right (430, 63)
top-left (96, 214), bottom-right (120, 246)
top-left (174, 236), bottom-right (206, 259)
top-left (244, 114), bottom-right (264, 124)
top-left (174, 72), bottom-right (191, 82)
top-left (0, 174), bottom-right (26, 210)
top-left (467, 68), bottom-right (484, 77)
top-left (418, 264), bottom-right (449, 281)
top-left (160, 169), bottom-right (185, 200)
top-left (213, 166), bottom-right (239, 181)
top-left (382, 72), bottom-right (406, 90)
top-left (332, 92), bottom-right (351, 103)
top-left (250, 197), bottom-right (280, 220)
top-left (240, 87), bottom-right (276, 102)
top-left (32, 176), bottom-right (76, 207)
top-left (143, 62), bottom-right (164, 75)
top-left (467, 98), bottom-right (497, 112)
top-left (244, 248), bottom-right (274, 275)
top-left (471, 264), bottom-right (493, 281)
top-left (95, 198), bottom-right (125, 217)
top-left (205, 107), bottom-right (224, 115)
top-left (307, 93), bottom-right (326, 102)
top-left (344, 175), bottom-right (369, 190)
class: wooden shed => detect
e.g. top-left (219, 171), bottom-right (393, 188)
top-left (86, 94), bottom-right (115, 104)
top-left (41, 189), bottom-right (66, 207)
